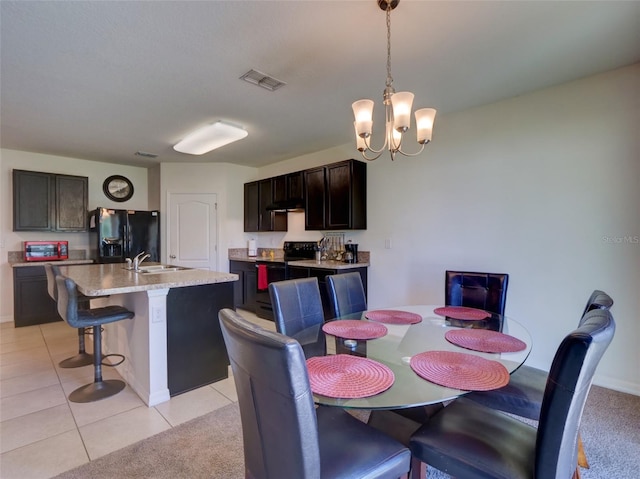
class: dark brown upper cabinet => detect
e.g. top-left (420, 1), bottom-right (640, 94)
top-left (304, 159), bottom-right (366, 230)
top-left (243, 178), bottom-right (287, 232)
top-left (13, 169), bottom-right (88, 232)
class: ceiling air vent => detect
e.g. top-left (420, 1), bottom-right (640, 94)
top-left (135, 151), bottom-right (158, 158)
top-left (240, 69), bottom-right (286, 92)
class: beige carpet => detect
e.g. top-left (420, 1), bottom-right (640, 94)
top-left (54, 403), bottom-right (245, 479)
top-left (54, 386), bottom-right (639, 479)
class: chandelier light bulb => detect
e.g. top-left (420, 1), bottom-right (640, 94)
top-left (352, 99), bottom-right (375, 138)
top-left (390, 91), bottom-right (414, 132)
top-left (415, 108), bottom-right (437, 144)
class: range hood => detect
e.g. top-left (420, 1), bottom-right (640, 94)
top-left (266, 198), bottom-right (305, 212)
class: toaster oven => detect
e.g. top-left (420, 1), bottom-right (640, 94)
top-left (23, 241), bottom-right (69, 261)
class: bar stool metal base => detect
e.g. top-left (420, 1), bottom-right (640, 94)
top-left (68, 379), bottom-right (126, 403)
top-left (58, 326), bottom-right (93, 369)
top-left (59, 352), bottom-right (94, 368)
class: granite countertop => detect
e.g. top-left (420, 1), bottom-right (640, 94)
top-left (59, 263), bottom-right (238, 296)
top-left (286, 259), bottom-right (370, 270)
top-left (10, 259), bottom-right (95, 268)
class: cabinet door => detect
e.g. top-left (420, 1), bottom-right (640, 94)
top-left (229, 263), bottom-right (245, 308)
top-left (287, 171), bottom-right (304, 200)
top-left (304, 167), bottom-right (326, 230)
top-left (55, 174), bottom-right (88, 231)
top-left (13, 170), bottom-right (53, 231)
top-left (325, 161), bottom-right (352, 229)
top-left (258, 178), bottom-right (287, 232)
top-left (258, 178), bottom-right (274, 232)
top-left (244, 181), bottom-right (260, 232)
top-left (13, 266), bottom-right (61, 327)
top-left (244, 268), bottom-right (258, 310)
top-left (272, 175), bottom-right (287, 203)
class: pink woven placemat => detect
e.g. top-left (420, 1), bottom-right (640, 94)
top-left (365, 310), bottom-right (422, 325)
top-left (445, 329), bottom-right (527, 353)
top-left (322, 320), bottom-right (388, 340)
top-left (410, 350), bottom-right (509, 391)
top-left (306, 354), bottom-right (395, 398)
top-left (433, 306), bottom-right (491, 320)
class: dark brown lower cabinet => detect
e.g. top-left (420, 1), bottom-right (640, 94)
top-left (13, 266), bottom-right (61, 327)
top-left (166, 282), bottom-right (233, 396)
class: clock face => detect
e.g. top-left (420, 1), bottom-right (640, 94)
top-left (103, 175), bottom-right (134, 202)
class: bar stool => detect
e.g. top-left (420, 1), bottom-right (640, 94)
top-left (44, 264), bottom-right (94, 368)
top-left (55, 274), bottom-right (134, 402)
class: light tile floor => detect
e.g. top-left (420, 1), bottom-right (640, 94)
top-left (0, 309), bottom-right (275, 479)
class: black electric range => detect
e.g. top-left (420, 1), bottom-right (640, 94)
top-left (254, 241), bottom-right (317, 320)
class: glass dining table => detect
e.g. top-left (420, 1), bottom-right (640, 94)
top-left (293, 304), bottom-right (532, 411)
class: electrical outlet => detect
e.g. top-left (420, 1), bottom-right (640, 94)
top-left (151, 307), bottom-right (163, 323)
top-left (385, 239), bottom-right (392, 249)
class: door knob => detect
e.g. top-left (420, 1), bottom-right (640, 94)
top-left (170, 254), bottom-right (176, 259)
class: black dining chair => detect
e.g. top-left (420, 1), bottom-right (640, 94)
top-left (445, 270), bottom-right (509, 315)
top-left (462, 289), bottom-right (613, 473)
top-left (218, 308), bottom-right (411, 479)
top-left (409, 307), bottom-right (616, 479)
top-left (44, 263), bottom-right (93, 368)
top-left (465, 290), bottom-right (613, 418)
top-left (269, 277), bottom-right (326, 358)
top-left (55, 274), bottom-right (134, 402)
top-left (326, 272), bottom-right (367, 319)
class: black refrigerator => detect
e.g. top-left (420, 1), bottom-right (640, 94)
top-left (90, 207), bottom-right (160, 263)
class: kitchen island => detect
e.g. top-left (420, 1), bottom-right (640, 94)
top-left (59, 263), bottom-right (238, 406)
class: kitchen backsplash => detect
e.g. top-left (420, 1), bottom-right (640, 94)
top-left (8, 249), bottom-right (88, 263)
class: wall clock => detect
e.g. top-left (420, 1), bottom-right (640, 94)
top-left (103, 175), bottom-right (134, 202)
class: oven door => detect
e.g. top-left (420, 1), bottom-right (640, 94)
top-left (255, 261), bottom-right (287, 320)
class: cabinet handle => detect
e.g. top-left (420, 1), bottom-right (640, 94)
top-left (170, 254), bottom-right (176, 259)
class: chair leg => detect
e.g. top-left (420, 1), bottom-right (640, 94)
top-left (68, 325), bottom-right (125, 403)
top-left (58, 327), bottom-right (94, 368)
top-left (410, 456), bottom-right (427, 479)
top-left (577, 432), bottom-right (589, 469)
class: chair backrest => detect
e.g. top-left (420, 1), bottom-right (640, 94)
top-left (326, 272), bottom-right (367, 318)
top-left (268, 277), bottom-right (326, 358)
top-left (445, 270), bottom-right (509, 315)
top-left (55, 275), bottom-right (82, 328)
top-left (44, 263), bottom-right (62, 301)
top-left (535, 308), bottom-right (615, 478)
top-left (581, 289), bottom-right (614, 317)
top-left (218, 308), bottom-right (321, 479)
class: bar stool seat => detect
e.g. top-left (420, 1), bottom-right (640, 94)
top-left (55, 274), bottom-right (134, 402)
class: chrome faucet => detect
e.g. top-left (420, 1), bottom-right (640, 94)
top-left (133, 251), bottom-right (150, 271)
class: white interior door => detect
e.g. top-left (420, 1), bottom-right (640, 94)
top-left (167, 193), bottom-right (217, 271)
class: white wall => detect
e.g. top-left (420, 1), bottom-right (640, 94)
top-left (0, 149), bottom-right (150, 321)
top-left (256, 64), bottom-right (640, 395)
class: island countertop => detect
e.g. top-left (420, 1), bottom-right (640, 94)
top-left (59, 263), bottom-right (238, 296)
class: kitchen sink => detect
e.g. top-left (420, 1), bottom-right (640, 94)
top-left (135, 265), bottom-right (189, 274)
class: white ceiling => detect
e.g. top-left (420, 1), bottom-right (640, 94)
top-left (1, 1), bottom-right (639, 168)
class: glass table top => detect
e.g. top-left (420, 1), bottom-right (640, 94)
top-left (293, 305), bottom-right (532, 410)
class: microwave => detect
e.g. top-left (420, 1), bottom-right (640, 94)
top-left (23, 241), bottom-right (69, 262)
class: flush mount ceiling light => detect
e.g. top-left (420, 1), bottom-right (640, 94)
top-left (173, 121), bottom-right (248, 155)
top-left (352, 0), bottom-right (437, 161)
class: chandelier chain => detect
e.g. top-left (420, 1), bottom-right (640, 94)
top-left (385, 3), bottom-right (393, 88)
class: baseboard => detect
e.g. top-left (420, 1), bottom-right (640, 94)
top-left (593, 374), bottom-right (640, 397)
top-left (0, 315), bottom-right (14, 324)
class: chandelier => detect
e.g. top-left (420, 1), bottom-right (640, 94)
top-left (352, 0), bottom-right (436, 161)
